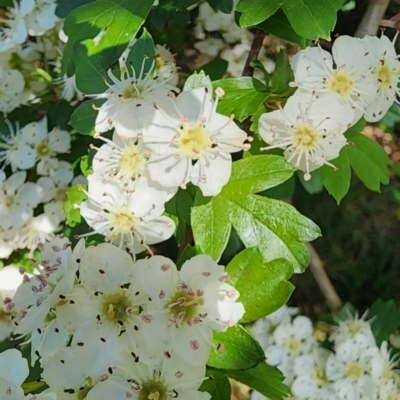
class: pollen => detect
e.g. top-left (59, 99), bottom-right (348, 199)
top-left (118, 144), bottom-right (147, 178)
top-left (285, 337), bottom-right (302, 356)
top-left (36, 142), bottom-right (51, 158)
top-left (326, 70), bottom-right (354, 97)
top-left (344, 361), bottom-right (363, 382)
top-left (177, 125), bottom-right (212, 160)
top-left (109, 206), bottom-right (139, 238)
top-left (292, 125), bottom-right (318, 152)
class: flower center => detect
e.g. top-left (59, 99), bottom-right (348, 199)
top-left (36, 142), bottom-right (51, 157)
top-left (55, 187), bottom-right (68, 202)
top-left (326, 71), bottom-right (354, 97)
top-left (178, 125), bottom-right (212, 160)
top-left (382, 365), bottom-right (393, 382)
top-left (4, 193), bottom-right (15, 208)
top-left (285, 337), bottom-right (302, 356)
top-left (347, 320), bottom-right (362, 337)
top-left (0, 308), bottom-right (11, 323)
top-left (166, 288), bottom-right (204, 322)
top-left (375, 63), bottom-right (393, 89)
top-left (292, 126), bottom-right (318, 151)
top-left (344, 361), bottom-right (363, 382)
top-left (121, 83), bottom-right (140, 100)
top-left (138, 380), bottom-right (167, 400)
top-left (109, 206), bottom-right (139, 238)
top-left (312, 366), bottom-right (328, 386)
top-left (118, 145), bottom-right (147, 178)
top-left (101, 291), bottom-right (134, 323)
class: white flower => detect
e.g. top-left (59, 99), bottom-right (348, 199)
top-left (258, 91), bottom-right (353, 180)
top-left (94, 56), bottom-right (177, 139)
top-left (359, 34), bottom-right (400, 122)
top-left (0, 171), bottom-right (43, 230)
top-left (221, 42), bottom-right (250, 77)
top-left (331, 311), bottom-right (376, 349)
top-left (0, 349), bottom-right (29, 400)
top-left (0, 67), bottom-right (26, 114)
top-left (326, 340), bottom-right (376, 400)
top-left (0, 121), bottom-right (35, 171)
top-left (291, 36), bottom-right (376, 122)
top-left (155, 44), bottom-right (179, 87)
top-left (55, 74), bottom-right (84, 103)
top-left (194, 38), bottom-right (225, 58)
top-left (136, 255), bottom-right (245, 366)
top-left (368, 341), bottom-right (399, 388)
top-left (143, 87), bottom-right (248, 196)
top-left (79, 176), bottom-right (175, 255)
top-left (0, 0), bottom-right (33, 52)
top-left (291, 348), bottom-right (337, 399)
top-left (56, 243), bottom-right (148, 351)
top-left (87, 353), bottom-right (211, 400)
top-left (23, 0), bottom-right (59, 36)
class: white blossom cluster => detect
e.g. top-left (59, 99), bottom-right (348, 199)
top-left (259, 34), bottom-right (400, 180)
top-left (77, 45), bottom-right (248, 253)
top-left (1, 235), bottom-right (245, 399)
top-left (252, 305), bottom-right (400, 400)
top-left (0, 116), bottom-right (81, 257)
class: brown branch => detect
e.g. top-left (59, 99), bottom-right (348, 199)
top-left (354, 0), bottom-right (391, 38)
top-left (242, 29), bottom-right (266, 77)
top-left (306, 243), bottom-right (343, 312)
top-left (177, 225), bottom-right (193, 259)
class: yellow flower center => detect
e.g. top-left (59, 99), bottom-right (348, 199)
top-left (347, 320), bottom-right (362, 337)
top-left (382, 365), bottom-right (393, 383)
top-left (375, 63), bottom-right (393, 89)
top-left (166, 289), bottom-right (204, 322)
top-left (178, 125), bottom-right (212, 160)
top-left (312, 366), bottom-right (328, 386)
top-left (326, 71), bottom-right (354, 97)
top-left (36, 143), bottom-right (51, 157)
top-left (285, 337), bottom-right (302, 356)
top-left (292, 126), bottom-right (318, 152)
top-left (109, 206), bottom-right (139, 239)
top-left (344, 361), bottom-right (363, 382)
top-left (101, 291), bottom-right (135, 323)
top-left (55, 187), bottom-right (68, 202)
top-left (139, 380), bottom-right (167, 400)
top-left (0, 308), bottom-right (11, 323)
top-left (121, 85), bottom-right (139, 100)
top-left (4, 194), bottom-right (15, 208)
top-left (118, 145), bottom-right (147, 178)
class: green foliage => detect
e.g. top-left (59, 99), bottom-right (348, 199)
top-left (368, 299), bottom-right (400, 346)
top-left (207, 325), bottom-right (265, 370)
top-left (269, 50), bottom-right (295, 95)
top-left (199, 370), bottom-right (231, 400)
top-left (55, 0), bottom-right (96, 18)
top-left (212, 77), bottom-right (269, 122)
top-left (321, 119), bottom-right (390, 203)
top-left (227, 363), bottom-right (290, 400)
top-left (69, 99), bottom-right (105, 136)
top-left (207, 0), bottom-right (234, 13)
top-left (237, 0), bottom-right (282, 28)
top-left (64, 185), bottom-right (88, 227)
top-left (227, 248), bottom-right (295, 322)
top-left (191, 155), bottom-right (321, 272)
top-left (183, 71), bottom-right (213, 92)
top-left (62, 0), bottom-right (154, 79)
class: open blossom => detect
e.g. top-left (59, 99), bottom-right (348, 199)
top-left (258, 92), bottom-right (353, 180)
top-left (143, 87), bottom-right (248, 196)
top-left (22, 0), bottom-right (59, 36)
top-left (291, 35), bottom-right (376, 122)
top-left (0, 349), bottom-right (29, 399)
top-left (87, 352), bottom-right (211, 400)
top-left (359, 34), bottom-right (400, 122)
top-left (0, 67), bottom-right (26, 114)
top-left (137, 255), bottom-right (245, 366)
top-left (94, 56), bottom-right (177, 138)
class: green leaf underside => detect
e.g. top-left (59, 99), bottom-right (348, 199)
top-left (191, 156), bottom-right (321, 272)
top-left (64, 185), bottom-right (88, 227)
top-left (199, 370), bottom-right (231, 400)
top-left (227, 248), bottom-right (294, 322)
top-left (212, 77), bottom-right (268, 122)
top-left (237, 0), bottom-right (282, 28)
top-left (69, 99), bottom-right (106, 136)
top-left (207, 325), bottom-right (265, 370)
top-left (227, 363), bottom-right (290, 400)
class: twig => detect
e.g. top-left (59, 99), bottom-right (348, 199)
top-left (177, 225), bottom-right (193, 259)
top-left (354, 0), bottom-right (391, 38)
top-left (242, 29), bottom-right (266, 77)
top-left (306, 243), bottom-right (343, 312)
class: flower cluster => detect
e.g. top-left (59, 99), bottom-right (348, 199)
top-left (4, 235), bottom-right (244, 399)
top-left (252, 305), bottom-right (400, 400)
top-left (258, 34), bottom-right (400, 180)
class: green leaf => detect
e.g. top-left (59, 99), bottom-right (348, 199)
top-left (237, 0), bottom-right (282, 28)
top-left (226, 248), bottom-right (294, 322)
top-left (227, 363), bottom-right (290, 400)
top-left (207, 0), bottom-right (234, 13)
top-left (367, 299), bottom-right (400, 346)
top-left (196, 58), bottom-right (228, 81)
top-left (258, 9), bottom-right (308, 48)
top-left (207, 325), bottom-right (265, 370)
top-left (297, 169), bottom-right (323, 195)
top-left (55, 0), bottom-right (95, 18)
top-left (346, 132), bottom-right (390, 192)
top-left (334, 302), bottom-right (356, 322)
top-left (184, 71), bottom-right (213, 92)
top-left (176, 244), bottom-right (199, 269)
top-left (191, 155), bottom-right (320, 271)
top-left (212, 77), bottom-right (268, 122)
top-left (46, 101), bottom-right (75, 131)
top-left (199, 370), bottom-right (231, 400)
top-left (269, 50), bottom-right (295, 95)
top-left (321, 150), bottom-right (351, 204)
top-left (62, 0), bottom-right (154, 77)
top-left (64, 185), bottom-right (88, 227)
top-left (282, 0), bottom-right (346, 40)
top-left (69, 99), bottom-right (106, 136)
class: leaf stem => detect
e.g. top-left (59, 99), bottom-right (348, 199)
top-left (242, 29), bottom-right (266, 77)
